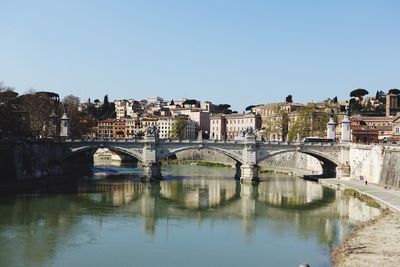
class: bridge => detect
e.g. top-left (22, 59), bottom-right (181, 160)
top-left (51, 131), bottom-right (351, 182)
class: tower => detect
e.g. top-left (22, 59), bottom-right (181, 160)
top-left (386, 93), bottom-right (398, 117)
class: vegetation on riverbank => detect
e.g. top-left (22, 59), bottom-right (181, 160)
top-left (344, 188), bottom-right (381, 208)
top-left (163, 160), bottom-right (230, 168)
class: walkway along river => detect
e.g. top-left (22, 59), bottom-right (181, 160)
top-left (321, 179), bottom-right (400, 267)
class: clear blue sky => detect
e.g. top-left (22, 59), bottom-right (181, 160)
top-left (1, 0), bottom-right (399, 111)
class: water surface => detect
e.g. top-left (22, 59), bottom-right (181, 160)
top-left (0, 165), bottom-right (381, 267)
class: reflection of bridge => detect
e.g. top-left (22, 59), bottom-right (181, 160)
top-left (76, 177), bottom-right (377, 237)
top-left (55, 133), bottom-right (350, 182)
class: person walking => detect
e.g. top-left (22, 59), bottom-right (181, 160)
top-left (365, 180), bottom-right (368, 186)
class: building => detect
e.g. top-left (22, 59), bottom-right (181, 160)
top-left (157, 117), bottom-right (174, 139)
top-left (351, 116), bottom-right (393, 143)
top-left (147, 96), bottom-right (164, 105)
top-left (210, 114), bottom-right (226, 141)
top-left (114, 99), bottom-right (142, 119)
top-left (392, 116), bottom-right (400, 141)
top-left (157, 116), bottom-right (197, 140)
top-left (125, 118), bottom-right (140, 138)
top-left (112, 119), bottom-right (126, 139)
top-left (210, 113), bottom-right (261, 141)
top-left (97, 119), bottom-right (115, 139)
top-left (171, 108), bottom-right (210, 134)
top-left (252, 103), bottom-right (303, 141)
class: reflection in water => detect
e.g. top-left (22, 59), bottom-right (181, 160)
top-left (0, 165), bottom-right (382, 267)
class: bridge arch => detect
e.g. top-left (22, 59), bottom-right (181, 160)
top-left (257, 148), bottom-right (339, 177)
top-left (160, 146), bottom-right (243, 164)
top-left (61, 145), bottom-right (144, 163)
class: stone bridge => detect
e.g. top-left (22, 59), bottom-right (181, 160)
top-left (54, 133), bottom-right (351, 182)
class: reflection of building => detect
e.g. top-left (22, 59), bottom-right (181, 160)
top-left (257, 177), bottom-right (324, 206)
top-left (160, 178), bottom-right (237, 209)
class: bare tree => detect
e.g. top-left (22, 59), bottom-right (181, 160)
top-left (22, 90), bottom-right (54, 138)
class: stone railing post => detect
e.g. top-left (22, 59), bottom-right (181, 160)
top-left (241, 133), bottom-right (259, 183)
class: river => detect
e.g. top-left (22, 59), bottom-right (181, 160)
top-left (0, 165), bottom-right (381, 267)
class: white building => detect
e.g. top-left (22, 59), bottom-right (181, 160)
top-left (210, 114), bottom-right (226, 141)
top-left (157, 116), bottom-right (197, 140)
top-left (114, 99), bottom-right (141, 119)
top-left (210, 113), bottom-right (261, 141)
top-left (147, 96), bottom-right (164, 105)
top-left (171, 108), bottom-right (210, 134)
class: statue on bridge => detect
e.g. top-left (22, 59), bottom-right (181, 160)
top-left (236, 127), bottom-right (255, 141)
top-left (145, 125), bottom-right (159, 139)
top-left (244, 127), bottom-right (255, 137)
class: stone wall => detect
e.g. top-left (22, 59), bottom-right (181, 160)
top-left (259, 151), bottom-right (322, 174)
top-left (174, 149), bottom-right (323, 174)
top-left (350, 144), bottom-right (400, 188)
top-left (174, 149), bottom-right (236, 166)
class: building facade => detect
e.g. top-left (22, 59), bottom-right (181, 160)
top-left (210, 113), bottom-right (261, 141)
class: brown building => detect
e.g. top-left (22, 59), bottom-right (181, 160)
top-left (112, 119), bottom-right (126, 139)
top-left (351, 116), bottom-right (393, 143)
top-left (391, 116), bottom-right (400, 141)
top-left (252, 102), bottom-right (339, 141)
top-left (97, 119), bottom-right (127, 139)
top-left (97, 119), bottom-right (114, 139)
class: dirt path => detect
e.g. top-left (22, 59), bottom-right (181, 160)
top-left (332, 211), bottom-right (400, 267)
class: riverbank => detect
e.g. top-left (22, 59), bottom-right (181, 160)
top-left (320, 179), bottom-right (400, 267)
top-left (332, 211), bottom-right (400, 267)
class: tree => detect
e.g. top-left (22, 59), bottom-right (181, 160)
top-left (95, 94), bottom-right (116, 120)
top-left (182, 99), bottom-right (198, 106)
top-left (63, 95), bottom-right (97, 139)
top-left (388, 88), bottom-right (400, 95)
top-left (285, 95), bottom-right (293, 103)
top-left (214, 104), bottom-right (233, 114)
top-left (332, 96), bottom-right (338, 103)
top-left (350, 88), bottom-right (369, 99)
top-left (261, 106), bottom-right (289, 141)
top-left (0, 83), bottom-right (20, 137)
top-left (21, 90), bottom-right (55, 138)
top-left (245, 105), bottom-right (256, 111)
top-left (171, 116), bottom-right (188, 140)
top-left (288, 106), bottom-right (313, 141)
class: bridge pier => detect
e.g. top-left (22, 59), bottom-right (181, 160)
top-left (235, 162), bottom-right (242, 180)
top-left (336, 163), bottom-right (350, 179)
top-left (240, 164), bottom-right (259, 183)
top-left (142, 162), bottom-right (162, 182)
